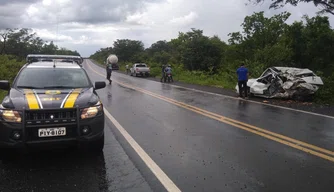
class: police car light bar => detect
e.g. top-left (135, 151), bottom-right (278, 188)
top-left (26, 54), bottom-right (82, 66)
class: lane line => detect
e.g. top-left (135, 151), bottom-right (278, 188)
top-left (103, 109), bottom-right (182, 192)
top-left (86, 60), bottom-right (334, 163)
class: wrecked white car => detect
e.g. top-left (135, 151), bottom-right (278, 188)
top-left (235, 67), bottom-right (324, 100)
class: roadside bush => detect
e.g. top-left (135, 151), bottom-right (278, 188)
top-left (314, 73), bottom-right (334, 104)
top-left (0, 55), bottom-right (25, 102)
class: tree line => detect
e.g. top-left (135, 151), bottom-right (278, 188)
top-left (90, 11), bottom-right (334, 103)
top-left (90, 11), bottom-right (334, 76)
top-left (0, 28), bottom-right (80, 61)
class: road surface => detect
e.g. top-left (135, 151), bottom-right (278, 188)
top-left (0, 59), bottom-right (333, 192)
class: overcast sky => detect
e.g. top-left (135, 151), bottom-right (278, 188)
top-left (1, 0), bottom-right (333, 57)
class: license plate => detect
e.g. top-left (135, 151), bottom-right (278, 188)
top-left (38, 127), bottom-right (66, 137)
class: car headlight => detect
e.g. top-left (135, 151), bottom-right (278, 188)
top-left (80, 101), bottom-right (103, 119)
top-left (0, 109), bottom-right (22, 123)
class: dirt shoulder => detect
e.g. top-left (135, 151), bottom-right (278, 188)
top-left (114, 70), bottom-right (334, 117)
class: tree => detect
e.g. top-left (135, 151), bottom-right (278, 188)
top-left (301, 15), bottom-right (334, 74)
top-left (147, 40), bottom-right (171, 56)
top-left (248, 0), bottom-right (334, 15)
top-left (55, 47), bottom-right (80, 56)
top-left (281, 21), bottom-right (306, 68)
top-left (241, 11), bottom-right (291, 48)
top-left (90, 47), bottom-right (113, 63)
top-left (0, 28), bottom-right (80, 60)
top-left (171, 28), bottom-right (226, 72)
top-left (0, 28), bottom-right (13, 54)
top-left (113, 39), bottom-right (145, 62)
top-left (226, 11), bottom-right (292, 69)
top-left (41, 41), bottom-right (58, 55)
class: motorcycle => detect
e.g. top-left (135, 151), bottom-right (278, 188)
top-left (166, 73), bottom-right (173, 83)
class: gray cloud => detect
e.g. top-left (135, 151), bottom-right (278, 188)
top-left (0, 1), bottom-right (41, 29)
top-left (0, 0), bottom-right (40, 5)
top-left (21, 0), bottom-right (165, 28)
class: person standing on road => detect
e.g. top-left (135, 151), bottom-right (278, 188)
top-left (236, 63), bottom-right (249, 98)
top-left (126, 64), bottom-right (129, 74)
top-left (160, 64), bottom-right (166, 82)
top-left (106, 62), bottom-right (112, 84)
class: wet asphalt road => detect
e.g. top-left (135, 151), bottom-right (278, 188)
top-left (1, 59), bottom-right (334, 192)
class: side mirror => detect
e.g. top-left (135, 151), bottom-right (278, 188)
top-left (94, 81), bottom-right (106, 90)
top-left (0, 80), bottom-right (10, 91)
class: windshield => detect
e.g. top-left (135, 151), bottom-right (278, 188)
top-left (15, 68), bottom-right (91, 89)
top-left (136, 64), bottom-right (147, 67)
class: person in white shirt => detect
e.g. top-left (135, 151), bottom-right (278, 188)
top-left (106, 62), bottom-right (112, 84)
top-left (126, 64), bottom-right (129, 74)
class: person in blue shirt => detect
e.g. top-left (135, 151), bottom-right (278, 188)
top-left (236, 63), bottom-right (249, 98)
top-left (164, 65), bottom-right (173, 82)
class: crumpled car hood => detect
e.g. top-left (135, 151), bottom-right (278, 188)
top-left (235, 67), bottom-right (324, 100)
top-left (274, 67), bottom-right (324, 85)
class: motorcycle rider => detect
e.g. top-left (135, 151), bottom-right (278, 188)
top-left (164, 65), bottom-right (173, 82)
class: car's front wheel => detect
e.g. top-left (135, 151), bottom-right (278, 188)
top-left (91, 135), bottom-right (104, 153)
top-left (80, 135), bottom-right (104, 155)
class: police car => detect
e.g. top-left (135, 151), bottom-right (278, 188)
top-left (0, 56), bottom-right (106, 153)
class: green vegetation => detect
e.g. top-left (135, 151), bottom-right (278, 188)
top-left (0, 28), bottom-right (80, 101)
top-left (90, 11), bottom-right (334, 104)
top-left (0, 55), bottom-right (25, 101)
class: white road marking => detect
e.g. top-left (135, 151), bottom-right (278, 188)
top-left (103, 108), bottom-right (182, 192)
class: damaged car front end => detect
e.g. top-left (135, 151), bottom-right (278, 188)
top-left (235, 67), bottom-right (324, 100)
